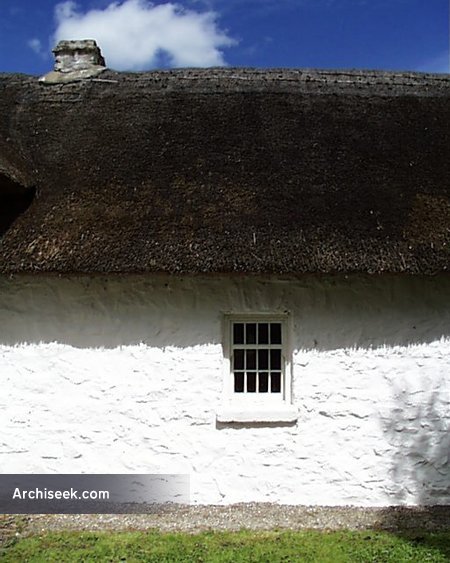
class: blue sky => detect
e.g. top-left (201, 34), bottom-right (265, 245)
top-left (0, 0), bottom-right (448, 74)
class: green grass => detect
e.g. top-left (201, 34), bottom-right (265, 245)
top-left (1, 529), bottom-right (450, 562)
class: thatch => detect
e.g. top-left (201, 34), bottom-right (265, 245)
top-left (0, 68), bottom-right (449, 274)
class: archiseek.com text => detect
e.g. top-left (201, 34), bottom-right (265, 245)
top-left (12, 487), bottom-right (110, 501)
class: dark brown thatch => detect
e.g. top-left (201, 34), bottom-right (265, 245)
top-left (0, 68), bottom-right (449, 274)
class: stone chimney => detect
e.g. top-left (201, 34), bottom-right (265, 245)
top-left (40, 40), bottom-right (107, 84)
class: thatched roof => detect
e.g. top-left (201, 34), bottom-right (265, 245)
top-left (0, 67), bottom-right (449, 275)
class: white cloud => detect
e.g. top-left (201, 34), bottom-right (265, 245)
top-left (27, 38), bottom-right (48, 59)
top-left (53, 0), bottom-right (235, 70)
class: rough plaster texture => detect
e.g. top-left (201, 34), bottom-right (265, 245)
top-left (0, 274), bottom-right (449, 506)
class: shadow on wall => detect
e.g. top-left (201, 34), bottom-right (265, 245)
top-left (384, 383), bottom-right (450, 500)
top-left (1, 274), bottom-right (450, 350)
top-left (376, 379), bottom-right (450, 531)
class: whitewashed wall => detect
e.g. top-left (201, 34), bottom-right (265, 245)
top-left (0, 274), bottom-right (449, 506)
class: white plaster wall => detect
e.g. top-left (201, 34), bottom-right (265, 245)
top-left (0, 274), bottom-right (449, 506)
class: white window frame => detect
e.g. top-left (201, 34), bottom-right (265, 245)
top-left (216, 312), bottom-right (298, 423)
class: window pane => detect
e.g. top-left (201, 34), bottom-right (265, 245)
top-left (271, 372), bottom-right (281, 393)
top-left (246, 349), bottom-right (256, 370)
top-left (258, 349), bottom-right (268, 370)
top-left (246, 323), bottom-right (257, 344)
top-left (233, 323), bottom-right (244, 345)
top-left (231, 318), bottom-right (286, 396)
top-left (233, 349), bottom-right (244, 370)
top-left (270, 323), bottom-right (282, 344)
top-left (247, 373), bottom-right (256, 393)
top-left (259, 372), bottom-right (268, 393)
top-left (270, 349), bottom-right (281, 371)
top-left (234, 372), bottom-right (244, 392)
top-left (258, 323), bottom-right (269, 344)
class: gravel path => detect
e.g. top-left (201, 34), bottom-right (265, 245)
top-left (1, 504), bottom-right (449, 541)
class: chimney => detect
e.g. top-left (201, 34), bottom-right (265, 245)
top-left (40, 40), bottom-right (107, 84)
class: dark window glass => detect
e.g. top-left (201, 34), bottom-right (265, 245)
top-left (233, 323), bottom-right (244, 345)
top-left (271, 372), bottom-right (281, 393)
top-left (259, 372), bottom-right (268, 393)
top-left (270, 323), bottom-right (282, 344)
top-left (234, 372), bottom-right (244, 392)
top-left (258, 349), bottom-right (268, 370)
top-left (270, 349), bottom-right (281, 371)
top-left (258, 323), bottom-right (269, 344)
top-left (246, 323), bottom-right (257, 344)
top-left (231, 319), bottom-right (285, 395)
top-left (233, 349), bottom-right (244, 370)
top-left (246, 349), bottom-right (256, 370)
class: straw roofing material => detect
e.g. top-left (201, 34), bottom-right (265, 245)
top-left (0, 68), bottom-right (449, 274)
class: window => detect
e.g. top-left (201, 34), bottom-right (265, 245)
top-left (232, 321), bottom-right (283, 394)
top-left (217, 313), bottom-right (298, 423)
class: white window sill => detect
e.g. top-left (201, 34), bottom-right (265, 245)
top-left (216, 405), bottom-right (298, 423)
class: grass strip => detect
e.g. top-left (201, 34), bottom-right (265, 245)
top-left (2, 529), bottom-right (450, 562)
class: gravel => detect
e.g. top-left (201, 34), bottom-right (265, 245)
top-left (1, 504), bottom-right (449, 540)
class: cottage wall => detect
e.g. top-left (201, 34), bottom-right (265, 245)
top-left (1, 274), bottom-right (449, 506)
